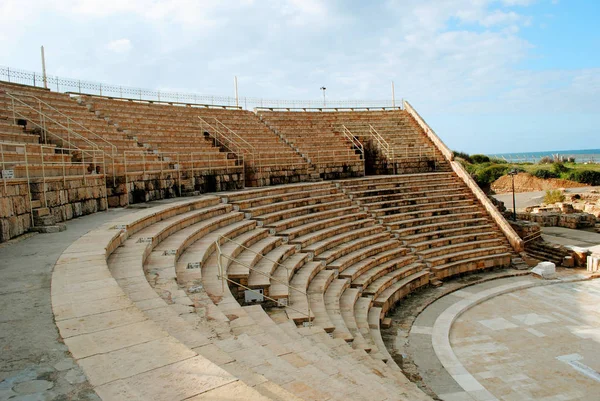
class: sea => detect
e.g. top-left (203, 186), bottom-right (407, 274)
top-left (488, 148), bottom-right (600, 164)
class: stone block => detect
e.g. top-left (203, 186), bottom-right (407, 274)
top-left (0, 218), bottom-right (11, 242)
top-left (108, 196), bottom-right (120, 208)
top-left (0, 196), bottom-right (14, 218)
top-left (563, 256), bottom-right (575, 268)
top-left (72, 202), bottom-right (83, 217)
top-left (531, 261), bottom-right (556, 279)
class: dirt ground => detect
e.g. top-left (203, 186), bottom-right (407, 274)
top-left (491, 172), bottom-right (587, 194)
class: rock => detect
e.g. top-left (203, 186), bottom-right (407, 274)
top-left (531, 261), bottom-right (556, 279)
top-left (12, 380), bottom-right (54, 394)
top-left (53, 358), bottom-right (75, 372)
top-left (64, 368), bottom-right (87, 385)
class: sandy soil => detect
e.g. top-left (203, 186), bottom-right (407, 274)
top-left (491, 172), bottom-right (587, 194)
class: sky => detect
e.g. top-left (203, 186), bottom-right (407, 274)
top-left (0, 0), bottom-right (598, 154)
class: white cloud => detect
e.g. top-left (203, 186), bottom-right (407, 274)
top-left (106, 39), bottom-right (132, 54)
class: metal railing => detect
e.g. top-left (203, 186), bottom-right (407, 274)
top-left (198, 116), bottom-right (308, 173)
top-left (341, 125), bottom-right (364, 157)
top-left (311, 148), bottom-right (363, 168)
top-left (369, 124), bottom-right (394, 161)
top-left (254, 106), bottom-right (403, 112)
top-left (215, 234), bottom-right (311, 323)
top-left (5, 91), bottom-right (100, 152)
top-left (8, 91), bottom-right (117, 156)
top-left (4, 90), bottom-right (120, 185)
top-left (198, 116), bottom-right (254, 157)
top-left (1, 65), bottom-right (396, 110)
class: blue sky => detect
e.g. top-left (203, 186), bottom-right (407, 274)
top-left (0, 0), bottom-right (598, 154)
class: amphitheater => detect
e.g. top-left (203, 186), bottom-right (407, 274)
top-left (1, 73), bottom-right (599, 401)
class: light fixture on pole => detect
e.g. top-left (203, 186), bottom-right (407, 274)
top-left (320, 86), bottom-right (326, 108)
top-left (508, 169), bottom-right (518, 221)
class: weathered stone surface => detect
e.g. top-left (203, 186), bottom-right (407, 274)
top-left (531, 261), bottom-right (556, 279)
top-left (12, 380), bottom-right (54, 394)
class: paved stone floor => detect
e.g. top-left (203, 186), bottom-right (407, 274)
top-left (541, 226), bottom-right (600, 249)
top-left (0, 208), bottom-right (132, 401)
top-left (451, 279), bottom-right (600, 400)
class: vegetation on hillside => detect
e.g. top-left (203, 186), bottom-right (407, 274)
top-left (453, 150), bottom-right (600, 188)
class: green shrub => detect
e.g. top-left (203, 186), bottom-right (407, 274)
top-left (453, 150), bottom-right (472, 163)
top-left (470, 154), bottom-right (490, 164)
top-left (566, 170), bottom-right (600, 186)
top-left (532, 169), bottom-right (558, 179)
top-left (538, 156), bottom-right (553, 164)
top-left (468, 164), bottom-right (510, 186)
top-left (489, 157), bottom-right (508, 164)
top-left (552, 162), bottom-right (569, 175)
top-left (544, 189), bottom-right (565, 204)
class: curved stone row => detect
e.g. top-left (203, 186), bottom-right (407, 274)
top-left (52, 172), bottom-right (517, 400)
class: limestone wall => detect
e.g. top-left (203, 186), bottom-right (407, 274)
top-left (30, 176), bottom-right (108, 223)
top-left (247, 166), bottom-right (309, 187)
top-left (0, 175), bottom-right (108, 242)
top-left (516, 211), bottom-right (597, 229)
top-left (0, 180), bottom-right (32, 242)
top-left (107, 170), bottom-right (244, 207)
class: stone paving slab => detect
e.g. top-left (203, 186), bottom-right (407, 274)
top-left (0, 208), bottom-right (132, 401)
top-left (403, 272), bottom-right (598, 401)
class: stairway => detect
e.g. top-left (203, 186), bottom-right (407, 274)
top-left (525, 239), bottom-right (569, 265)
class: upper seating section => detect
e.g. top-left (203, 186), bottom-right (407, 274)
top-left (334, 110), bottom-right (450, 170)
top-left (81, 96), bottom-right (306, 170)
top-left (258, 109), bottom-right (450, 173)
top-left (0, 82), bottom-right (113, 179)
top-left (256, 111), bottom-right (364, 168)
top-left (0, 81), bottom-right (138, 154)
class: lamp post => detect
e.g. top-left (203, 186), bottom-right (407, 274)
top-left (320, 86), bottom-right (326, 108)
top-left (508, 169), bottom-right (518, 221)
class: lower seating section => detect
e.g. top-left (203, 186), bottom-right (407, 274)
top-left (54, 196), bottom-right (429, 400)
top-left (53, 167), bottom-right (520, 400)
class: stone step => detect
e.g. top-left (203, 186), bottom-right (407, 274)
top-left (324, 278), bottom-right (353, 342)
top-left (315, 231), bottom-right (392, 265)
top-left (304, 224), bottom-right (387, 258)
top-left (287, 261), bottom-right (325, 324)
top-left (248, 244), bottom-right (297, 288)
top-left (430, 252), bottom-right (512, 280)
top-left (340, 288), bottom-right (372, 353)
top-left (269, 253), bottom-right (309, 300)
top-left (290, 218), bottom-right (376, 250)
top-left (32, 207), bottom-right (49, 218)
top-left (231, 186), bottom-right (337, 211)
top-left (339, 247), bottom-right (410, 282)
top-left (329, 239), bottom-right (402, 274)
top-left (374, 270), bottom-right (431, 316)
top-left (356, 259), bottom-right (422, 294)
top-left (228, 236), bottom-right (283, 279)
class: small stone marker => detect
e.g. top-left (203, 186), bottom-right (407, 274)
top-left (531, 261), bottom-right (556, 279)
